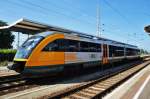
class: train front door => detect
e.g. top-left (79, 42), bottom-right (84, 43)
top-left (102, 44), bottom-right (108, 64)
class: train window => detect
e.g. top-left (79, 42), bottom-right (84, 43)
top-left (22, 36), bottom-right (43, 49)
top-left (115, 46), bottom-right (124, 56)
top-left (80, 41), bottom-right (89, 52)
top-left (109, 45), bottom-right (124, 57)
top-left (96, 43), bottom-right (101, 52)
top-left (57, 39), bottom-right (66, 51)
top-left (43, 39), bottom-right (65, 51)
top-left (15, 36), bottom-right (44, 59)
top-left (79, 41), bottom-right (101, 52)
top-left (126, 48), bottom-right (139, 56)
top-left (89, 43), bottom-right (97, 52)
top-left (43, 39), bottom-right (101, 52)
top-left (66, 39), bottom-right (79, 52)
top-left (109, 45), bottom-right (113, 57)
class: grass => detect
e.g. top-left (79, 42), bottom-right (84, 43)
top-left (0, 61), bottom-right (9, 66)
top-left (0, 49), bottom-right (16, 64)
top-left (0, 49), bottom-right (16, 54)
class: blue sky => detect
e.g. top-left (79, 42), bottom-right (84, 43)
top-left (0, 0), bottom-right (150, 51)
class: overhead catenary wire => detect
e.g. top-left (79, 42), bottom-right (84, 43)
top-left (4, 0), bottom-right (98, 48)
top-left (20, 0), bottom-right (95, 27)
top-left (6, 0), bottom-right (95, 28)
top-left (7, 0), bottom-right (137, 41)
top-left (103, 0), bottom-right (148, 37)
top-left (102, 0), bottom-right (147, 45)
top-left (5, 0), bottom-right (51, 18)
top-left (3, 0), bottom-right (147, 50)
top-left (44, 0), bottom-right (97, 22)
top-left (62, 0), bottom-right (97, 20)
top-left (103, 0), bottom-right (131, 25)
top-left (48, 0), bottom-right (109, 35)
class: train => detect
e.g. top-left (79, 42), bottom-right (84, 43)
top-left (8, 30), bottom-right (140, 76)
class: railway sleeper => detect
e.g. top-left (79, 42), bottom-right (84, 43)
top-left (67, 94), bottom-right (86, 99)
top-left (93, 85), bottom-right (109, 90)
top-left (82, 89), bottom-right (98, 95)
top-left (78, 91), bottom-right (95, 98)
top-left (100, 80), bottom-right (118, 85)
top-left (100, 78), bottom-right (119, 83)
top-left (87, 87), bottom-right (104, 92)
top-left (0, 80), bottom-right (26, 91)
top-left (84, 88), bottom-right (104, 93)
top-left (74, 91), bottom-right (94, 98)
top-left (96, 82), bottom-right (113, 87)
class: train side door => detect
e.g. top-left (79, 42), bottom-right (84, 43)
top-left (102, 44), bottom-right (108, 64)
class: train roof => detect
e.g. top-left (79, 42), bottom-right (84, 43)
top-left (0, 18), bottom-right (138, 49)
top-left (36, 31), bottom-right (138, 49)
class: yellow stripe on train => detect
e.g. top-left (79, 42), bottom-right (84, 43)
top-left (14, 58), bottom-right (27, 61)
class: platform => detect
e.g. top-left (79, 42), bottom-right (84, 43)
top-left (0, 67), bottom-right (8, 70)
top-left (103, 64), bottom-right (150, 99)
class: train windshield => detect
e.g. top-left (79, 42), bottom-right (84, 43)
top-left (15, 36), bottom-right (43, 59)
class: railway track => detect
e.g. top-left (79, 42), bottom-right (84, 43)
top-left (0, 59), bottom-right (149, 98)
top-left (0, 76), bottom-right (40, 96)
top-left (46, 60), bottom-right (150, 99)
top-left (0, 74), bottom-right (28, 96)
top-left (0, 74), bottom-right (23, 84)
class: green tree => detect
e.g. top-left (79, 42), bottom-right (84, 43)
top-left (0, 20), bottom-right (14, 49)
top-left (140, 49), bottom-right (144, 54)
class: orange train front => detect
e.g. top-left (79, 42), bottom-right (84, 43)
top-left (9, 31), bottom-right (140, 76)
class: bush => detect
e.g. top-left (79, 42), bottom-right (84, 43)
top-left (0, 49), bottom-right (17, 62)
